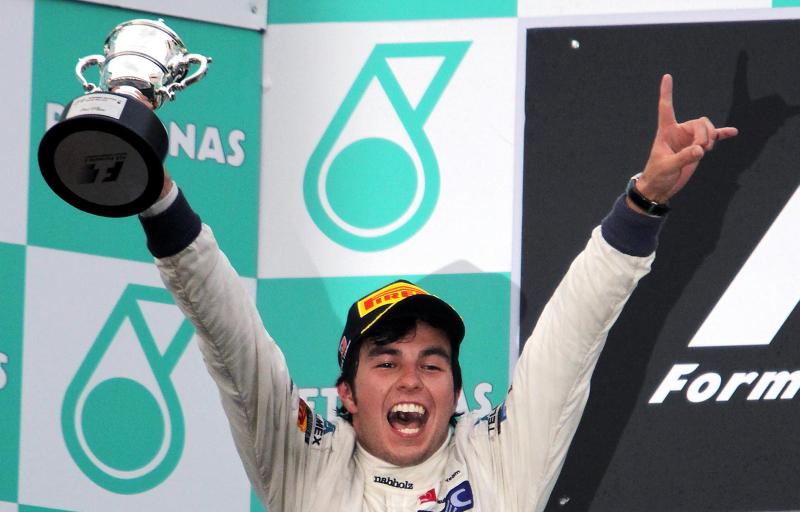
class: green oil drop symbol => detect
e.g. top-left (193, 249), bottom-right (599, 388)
top-left (61, 284), bottom-right (194, 494)
top-left (304, 41), bottom-right (471, 251)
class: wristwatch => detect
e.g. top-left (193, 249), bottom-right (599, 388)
top-left (626, 173), bottom-right (671, 217)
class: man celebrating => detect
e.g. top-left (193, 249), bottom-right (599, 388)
top-left (138, 75), bottom-right (736, 511)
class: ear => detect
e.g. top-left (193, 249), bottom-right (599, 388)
top-left (337, 381), bottom-right (358, 414)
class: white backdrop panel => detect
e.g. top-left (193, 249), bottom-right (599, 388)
top-left (19, 246), bottom-right (254, 511)
top-left (259, 19), bottom-right (518, 278)
top-left (518, 0), bottom-right (768, 17)
top-left (0, 0), bottom-right (33, 246)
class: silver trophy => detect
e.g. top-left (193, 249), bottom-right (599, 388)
top-left (38, 19), bottom-right (211, 217)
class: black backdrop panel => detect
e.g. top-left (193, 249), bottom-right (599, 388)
top-left (521, 20), bottom-right (800, 511)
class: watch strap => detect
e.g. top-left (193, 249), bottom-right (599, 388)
top-left (626, 174), bottom-right (671, 217)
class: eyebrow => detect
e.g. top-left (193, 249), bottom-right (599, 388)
top-left (365, 345), bottom-right (451, 361)
top-left (366, 346), bottom-right (401, 358)
top-left (420, 347), bottom-right (451, 361)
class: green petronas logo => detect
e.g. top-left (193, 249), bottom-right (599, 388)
top-left (304, 41), bottom-right (471, 251)
top-left (61, 285), bottom-right (194, 494)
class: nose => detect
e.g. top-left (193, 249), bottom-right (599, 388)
top-left (396, 364), bottom-right (423, 391)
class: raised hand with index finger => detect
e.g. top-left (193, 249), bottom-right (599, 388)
top-left (630, 74), bottom-right (738, 212)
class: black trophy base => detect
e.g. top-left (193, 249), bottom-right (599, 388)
top-left (38, 92), bottom-right (168, 217)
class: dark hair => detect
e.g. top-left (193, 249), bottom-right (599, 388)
top-left (335, 312), bottom-right (463, 426)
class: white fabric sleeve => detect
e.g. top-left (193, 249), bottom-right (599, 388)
top-left (466, 227), bottom-right (654, 511)
top-left (154, 225), bottom-right (300, 507)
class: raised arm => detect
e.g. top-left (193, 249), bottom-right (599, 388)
top-left (138, 180), bottom-right (301, 508)
top-left (467, 75), bottom-right (737, 511)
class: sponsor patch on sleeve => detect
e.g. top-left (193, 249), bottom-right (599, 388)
top-left (474, 402), bottom-right (507, 436)
top-left (296, 399), bottom-right (335, 448)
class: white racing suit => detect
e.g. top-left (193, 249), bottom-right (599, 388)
top-left (141, 189), bottom-right (660, 512)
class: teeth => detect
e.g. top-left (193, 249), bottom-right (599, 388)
top-left (390, 403), bottom-right (426, 415)
top-left (399, 427), bottom-right (420, 434)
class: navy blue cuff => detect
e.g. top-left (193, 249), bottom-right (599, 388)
top-left (139, 189), bottom-right (202, 258)
top-left (600, 194), bottom-right (664, 257)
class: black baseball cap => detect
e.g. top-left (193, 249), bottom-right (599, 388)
top-left (337, 280), bottom-right (465, 368)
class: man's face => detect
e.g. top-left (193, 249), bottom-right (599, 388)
top-left (337, 320), bottom-right (458, 467)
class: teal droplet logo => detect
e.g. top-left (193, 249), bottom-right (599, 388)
top-left (62, 284), bottom-right (194, 494)
top-left (81, 377), bottom-right (164, 472)
top-left (326, 138), bottom-right (417, 230)
top-left (304, 41), bottom-right (471, 251)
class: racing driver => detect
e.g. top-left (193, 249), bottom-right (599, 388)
top-left (138, 75), bottom-right (736, 511)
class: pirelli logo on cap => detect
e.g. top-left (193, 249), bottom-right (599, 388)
top-left (357, 282), bottom-right (428, 317)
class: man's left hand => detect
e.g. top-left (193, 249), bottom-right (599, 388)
top-left (633, 74), bottom-right (738, 207)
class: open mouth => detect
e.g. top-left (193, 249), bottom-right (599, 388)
top-left (387, 403), bottom-right (428, 435)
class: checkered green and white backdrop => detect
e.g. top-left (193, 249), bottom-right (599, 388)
top-left (1, 0), bottom-right (796, 510)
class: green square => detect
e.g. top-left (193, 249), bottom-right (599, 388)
top-left (29, 0), bottom-right (261, 277)
top-left (267, 0), bottom-right (516, 23)
top-left (774, 1), bottom-right (800, 5)
top-left (0, 243), bottom-right (25, 502)
top-left (256, 273), bottom-right (510, 416)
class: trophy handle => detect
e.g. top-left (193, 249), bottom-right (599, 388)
top-left (162, 53), bottom-right (212, 101)
top-left (75, 55), bottom-right (106, 93)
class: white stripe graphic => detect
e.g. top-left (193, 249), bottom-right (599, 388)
top-left (689, 184), bottom-right (800, 347)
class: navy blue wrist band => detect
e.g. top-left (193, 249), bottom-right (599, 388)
top-left (601, 194), bottom-right (664, 257)
top-left (139, 188), bottom-right (202, 258)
